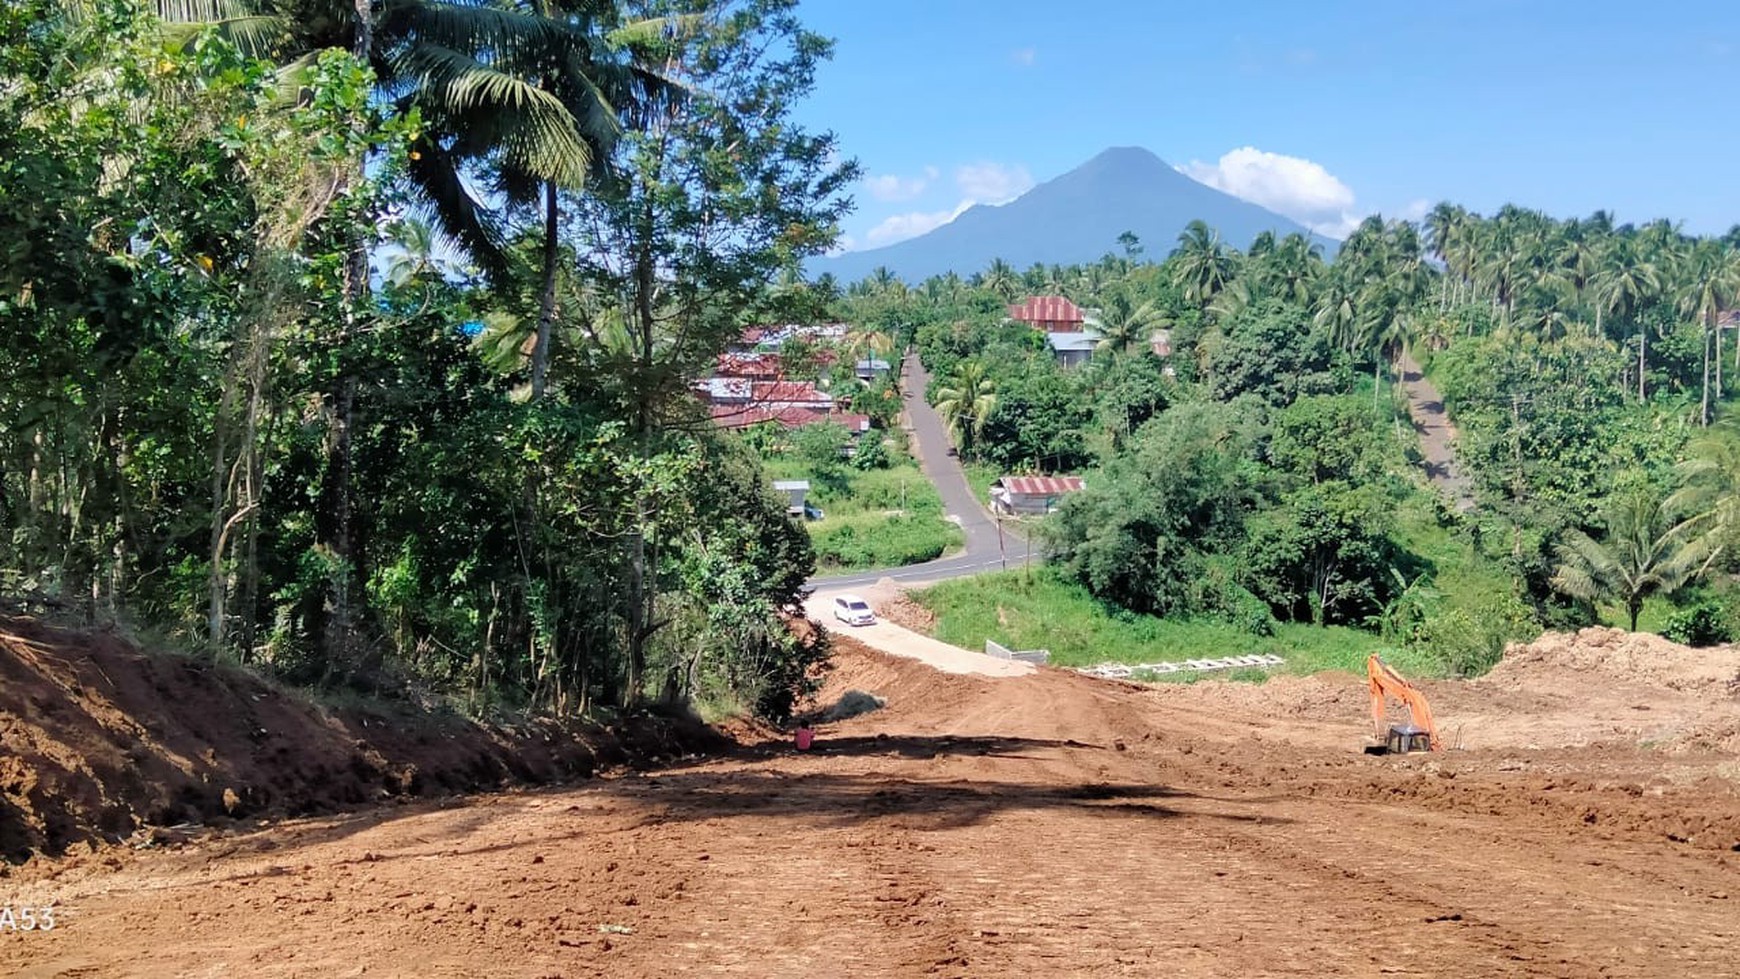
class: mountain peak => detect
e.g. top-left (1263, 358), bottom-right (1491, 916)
top-left (814, 147), bottom-right (1326, 281)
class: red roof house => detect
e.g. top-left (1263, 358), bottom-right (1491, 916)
top-left (1007, 296), bottom-right (1086, 333)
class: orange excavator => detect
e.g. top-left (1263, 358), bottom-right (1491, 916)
top-left (1366, 653), bottom-right (1441, 753)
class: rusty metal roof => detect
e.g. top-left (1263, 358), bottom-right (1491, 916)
top-left (995, 476), bottom-right (1086, 496)
top-left (1006, 296), bottom-right (1085, 323)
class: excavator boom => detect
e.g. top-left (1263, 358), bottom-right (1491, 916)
top-left (1366, 654), bottom-right (1441, 752)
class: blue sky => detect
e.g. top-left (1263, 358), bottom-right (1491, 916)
top-left (791, 1), bottom-right (1740, 253)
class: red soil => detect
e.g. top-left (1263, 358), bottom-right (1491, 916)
top-left (3, 626), bottom-right (1740, 977)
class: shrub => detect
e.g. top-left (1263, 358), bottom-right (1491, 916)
top-left (1661, 603), bottom-right (1733, 647)
top-left (1411, 596), bottom-right (1537, 677)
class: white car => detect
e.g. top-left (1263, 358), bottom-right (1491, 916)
top-left (832, 595), bottom-right (876, 626)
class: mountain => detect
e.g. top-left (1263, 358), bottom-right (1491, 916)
top-left (812, 146), bottom-right (1334, 283)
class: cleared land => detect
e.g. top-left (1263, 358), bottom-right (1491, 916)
top-left (5, 625), bottom-right (1739, 978)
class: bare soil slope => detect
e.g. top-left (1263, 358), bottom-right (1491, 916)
top-left (0, 616), bottom-right (716, 862)
top-left (6, 629), bottom-right (1739, 978)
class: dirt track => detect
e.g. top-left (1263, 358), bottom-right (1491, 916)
top-left (6, 635), bottom-right (1740, 978)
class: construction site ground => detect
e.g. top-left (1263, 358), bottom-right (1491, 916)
top-left (5, 625), bottom-right (1740, 978)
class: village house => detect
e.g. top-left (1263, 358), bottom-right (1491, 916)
top-left (990, 475), bottom-right (1086, 515)
top-left (854, 357), bottom-right (892, 382)
top-left (1046, 332), bottom-right (1099, 368)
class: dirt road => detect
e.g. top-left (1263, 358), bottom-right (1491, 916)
top-left (1398, 350), bottom-right (1476, 512)
top-left (803, 589), bottom-right (1033, 678)
top-left (8, 635), bottom-right (1739, 978)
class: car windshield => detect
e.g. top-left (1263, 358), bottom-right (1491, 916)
top-left (848, 602), bottom-right (869, 611)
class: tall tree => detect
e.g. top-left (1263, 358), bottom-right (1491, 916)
top-left (1550, 489), bottom-right (1718, 631)
top-left (562, 0), bottom-right (856, 703)
top-left (932, 360), bottom-right (998, 455)
top-left (1170, 219), bottom-right (1237, 311)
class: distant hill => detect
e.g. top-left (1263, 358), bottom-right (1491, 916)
top-left (813, 146), bottom-right (1335, 283)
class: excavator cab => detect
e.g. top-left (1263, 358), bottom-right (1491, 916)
top-left (1385, 725), bottom-right (1433, 755)
top-left (1366, 654), bottom-right (1442, 754)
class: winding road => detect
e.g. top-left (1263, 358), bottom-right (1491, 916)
top-left (805, 353), bottom-right (1033, 593)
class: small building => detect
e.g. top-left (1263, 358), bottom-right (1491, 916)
top-left (1046, 331), bottom-right (1098, 369)
top-left (854, 358), bottom-right (892, 382)
top-left (1007, 295), bottom-right (1086, 334)
top-left (991, 475), bottom-right (1086, 516)
top-left (772, 480), bottom-right (810, 516)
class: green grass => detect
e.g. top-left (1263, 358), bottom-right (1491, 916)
top-left (765, 455), bottom-right (963, 571)
top-left (962, 462), bottom-right (1000, 509)
top-left (910, 568), bottom-right (1441, 679)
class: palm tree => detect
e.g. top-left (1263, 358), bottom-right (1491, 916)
top-left (932, 360), bottom-right (997, 456)
top-left (983, 258), bottom-right (1019, 302)
top-left (843, 324), bottom-right (894, 376)
top-left (1313, 276), bottom-right (1360, 353)
top-left (382, 216), bottom-right (453, 286)
top-left (1671, 414), bottom-right (1740, 535)
top-left (1170, 220), bottom-right (1237, 310)
top-left (1094, 292), bottom-right (1163, 357)
top-left (1679, 240), bottom-right (1740, 422)
top-left (1550, 489), bottom-right (1720, 631)
top-left (1592, 246), bottom-right (1662, 399)
top-left (1267, 232), bottom-right (1324, 307)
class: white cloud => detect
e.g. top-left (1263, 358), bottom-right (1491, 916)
top-left (845, 160), bottom-right (1036, 251)
top-left (863, 165), bottom-right (939, 203)
top-left (1011, 46), bottom-right (1037, 67)
top-left (954, 162), bottom-right (1034, 205)
top-left (1400, 198), bottom-right (1431, 222)
top-left (1180, 147), bottom-right (1357, 237)
top-left (864, 200), bottom-right (974, 247)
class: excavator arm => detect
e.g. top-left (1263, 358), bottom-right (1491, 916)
top-left (1367, 654), bottom-right (1441, 751)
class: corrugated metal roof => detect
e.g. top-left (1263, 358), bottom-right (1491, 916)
top-left (996, 476), bottom-right (1085, 496)
top-left (1046, 332), bottom-right (1099, 351)
top-left (1006, 295), bottom-right (1085, 323)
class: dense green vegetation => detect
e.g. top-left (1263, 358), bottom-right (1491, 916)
top-left (846, 208), bottom-right (1740, 675)
top-left (762, 434), bottom-right (961, 571)
top-left (0, 0), bottom-right (854, 720)
top-left (10, 0), bottom-right (1740, 733)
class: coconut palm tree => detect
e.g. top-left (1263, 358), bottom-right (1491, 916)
top-left (1592, 244), bottom-right (1663, 399)
top-left (1671, 414), bottom-right (1740, 535)
top-left (1550, 489), bottom-right (1720, 632)
top-left (160, 0), bottom-right (669, 402)
top-left (932, 360), bottom-right (997, 456)
top-left (843, 324), bottom-right (894, 376)
top-left (1170, 220), bottom-right (1237, 311)
top-left (982, 258), bottom-right (1019, 302)
top-left (1094, 292), bottom-right (1163, 357)
top-left (1680, 239), bottom-right (1740, 421)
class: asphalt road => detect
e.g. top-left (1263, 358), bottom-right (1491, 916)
top-left (806, 353), bottom-right (1033, 594)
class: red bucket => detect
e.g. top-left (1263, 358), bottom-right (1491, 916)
top-left (795, 727), bottom-right (815, 750)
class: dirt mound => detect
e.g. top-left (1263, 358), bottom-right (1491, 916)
top-left (0, 616), bottom-right (723, 862)
top-left (1491, 627), bottom-right (1740, 695)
